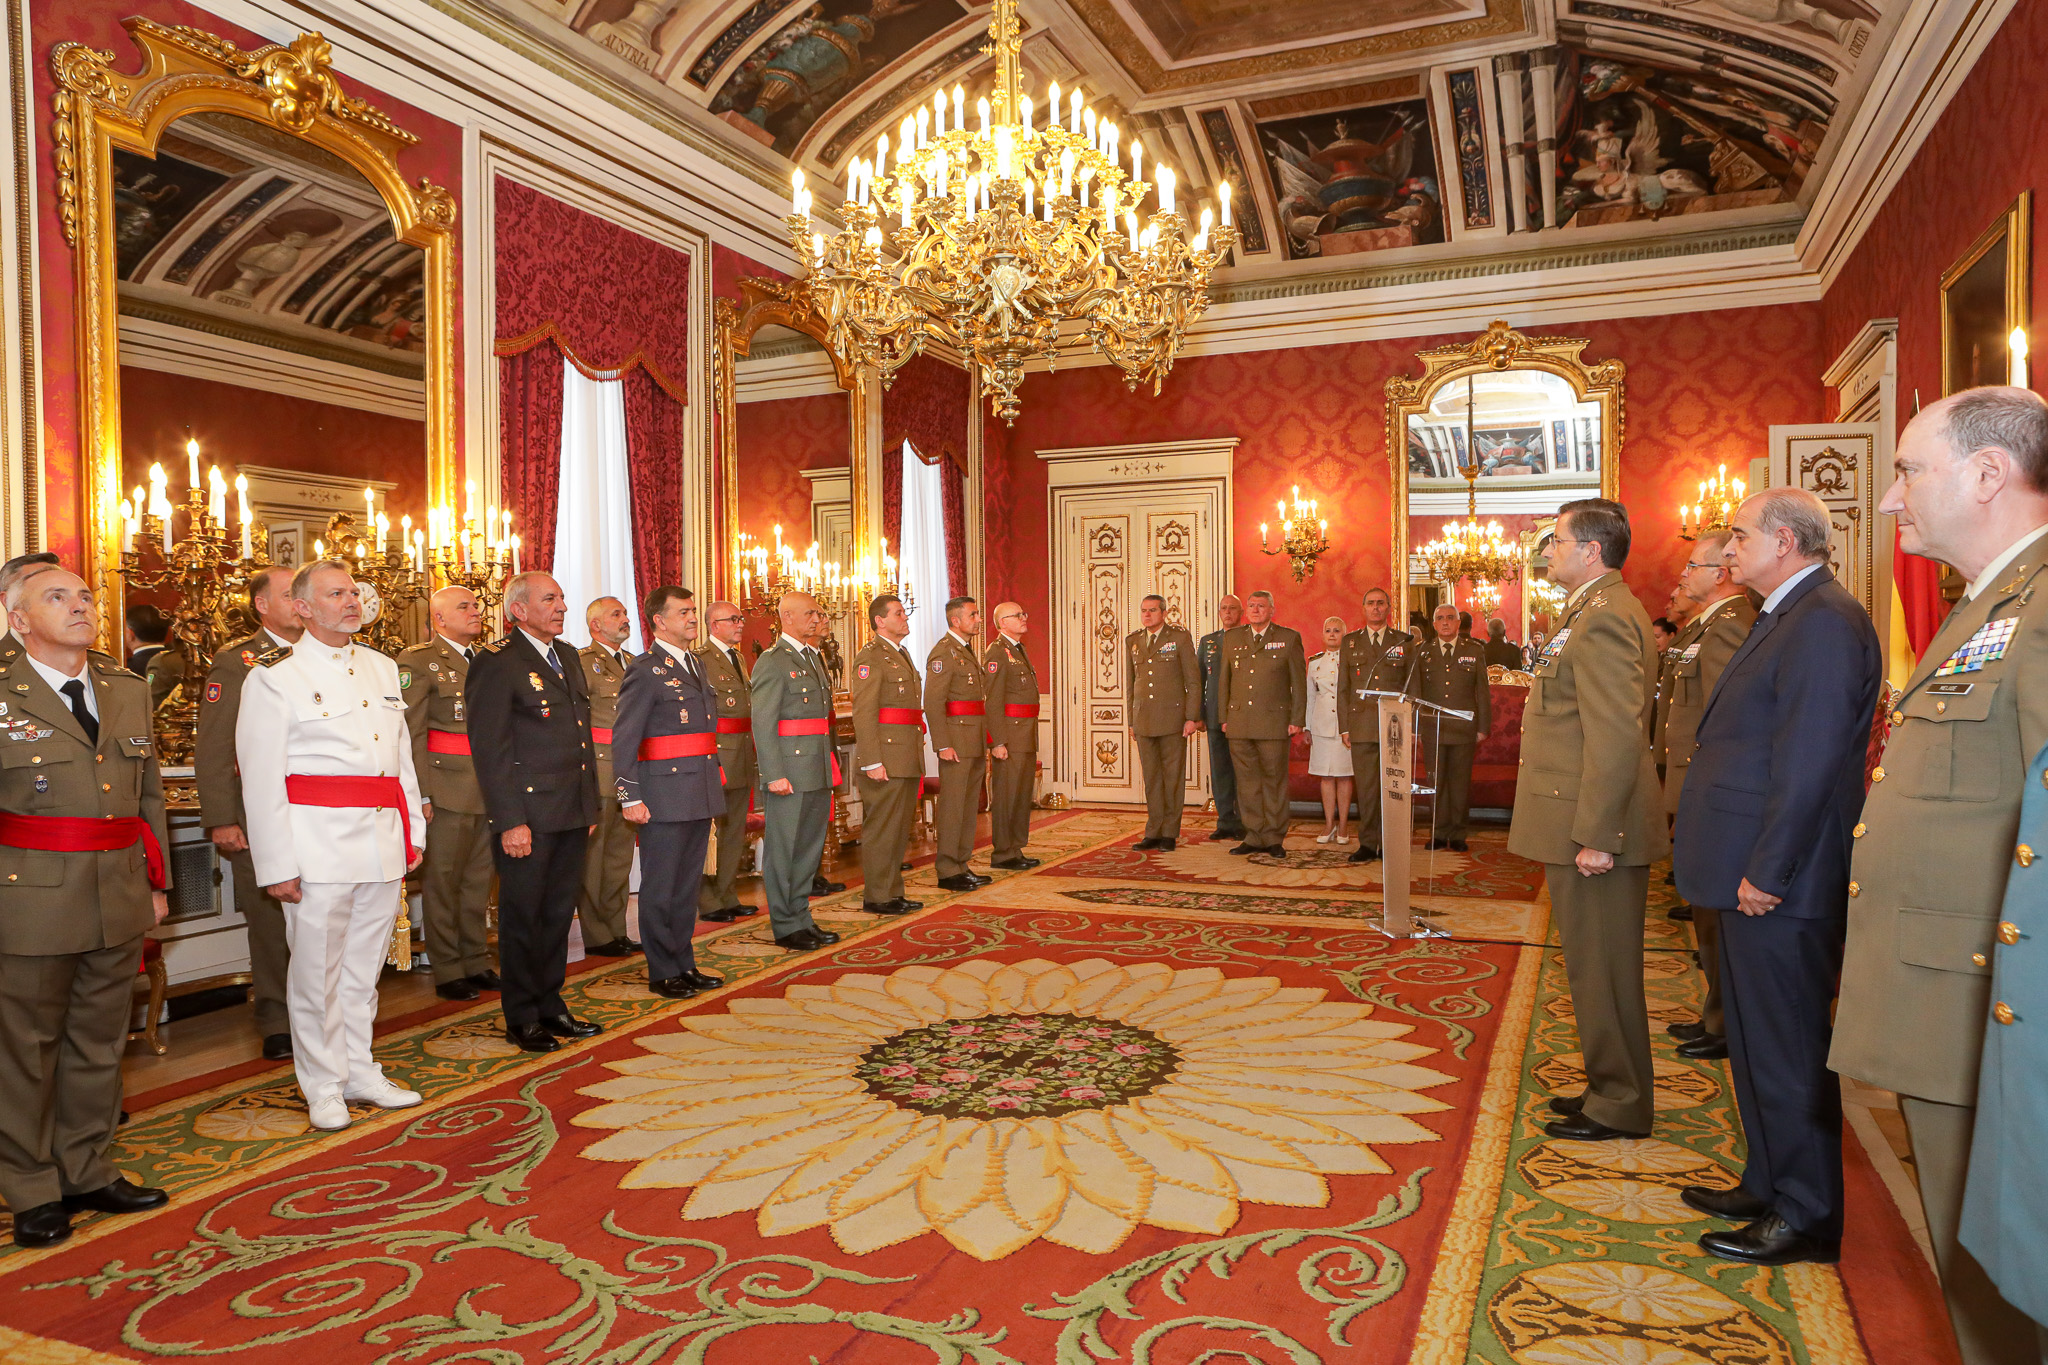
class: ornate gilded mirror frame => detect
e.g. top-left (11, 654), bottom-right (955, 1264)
top-left (1939, 191), bottom-right (2032, 397)
top-left (51, 20), bottom-right (457, 645)
top-left (712, 275), bottom-right (872, 605)
top-left (1383, 320), bottom-right (1625, 601)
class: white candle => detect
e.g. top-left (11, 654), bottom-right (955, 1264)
top-left (122, 497), bottom-right (137, 552)
top-left (2012, 327), bottom-right (2030, 388)
top-left (932, 89), bottom-right (945, 137)
top-left (185, 438), bottom-right (200, 492)
top-left (791, 166), bottom-right (805, 213)
top-left (1060, 148), bottom-right (1074, 198)
top-left (978, 96), bottom-right (990, 137)
top-left (1158, 165), bottom-right (1175, 215)
top-left (208, 465), bottom-right (226, 525)
top-left (511, 534), bottom-right (521, 576)
top-left (953, 85), bottom-right (964, 132)
top-left (1020, 95), bottom-right (1032, 134)
top-left (1070, 88), bottom-right (1082, 134)
top-left (1132, 138), bottom-right (1142, 184)
top-left (235, 474), bottom-right (251, 557)
top-left (916, 105), bottom-right (929, 148)
top-left (1220, 181), bottom-right (1232, 226)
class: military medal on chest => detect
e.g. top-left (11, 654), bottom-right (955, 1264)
top-left (529, 672), bottom-right (545, 692)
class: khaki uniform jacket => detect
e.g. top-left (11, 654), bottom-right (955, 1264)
top-left (580, 642), bottom-right (631, 800)
top-left (143, 644), bottom-right (185, 710)
top-left (397, 637), bottom-right (484, 814)
top-left (1336, 626), bottom-right (1415, 738)
top-left (984, 634), bottom-right (1040, 752)
top-left (0, 651), bottom-right (168, 953)
top-left (1124, 625), bottom-right (1201, 737)
top-left (751, 637), bottom-right (837, 792)
top-left (696, 641), bottom-right (757, 790)
top-left (924, 633), bottom-right (987, 758)
top-left (1833, 553), bottom-right (2048, 1107)
top-left (851, 636), bottom-right (925, 780)
top-left (1414, 635), bottom-right (1493, 747)
top-left (1218, 624), bottom-right (1308, 739)
top-left (196, 630), bottom-right (291, 831)
top-left (1507, 570), bottom-right (1668, 866)
top-left (1657, 594), bottom-right (1757, 814)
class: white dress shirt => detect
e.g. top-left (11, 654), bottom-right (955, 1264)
top-left (1967, 523), bottom-right (2048, 599)
top-left (1760, 561), bottom-right (1823, 615)
top-left (24, 651), bottom-right (97, 721)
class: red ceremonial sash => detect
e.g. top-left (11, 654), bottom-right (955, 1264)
top-left (878, 707), bottom-right (925, 729)
top-left (426, 729), bottom-right (470, 755)
top-left (777, 717), bottom-right (842, 784)
top-left (0, 812), bottom-right (166, 889)
top-left (639, 733), bottom-right (718, 760)
top-left (284, 774), bottom-right (417, 863)
top-left (944, 701), bottom-right (985, 716)
top-left (589, 727), bottom-right (614, 745)
top-left (716, 717), bottom-right (751, 734)
top-left (1002, 704), bottom-right (1040, 718)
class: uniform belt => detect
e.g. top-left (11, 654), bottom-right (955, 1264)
top-left (877, 707), bottom-right (925, 729)
top-left (284, 774), bottom-right (418, 863)
top-left (639, 733), bottom-right (718, 760)
top-left (1002, 704), bottom-right (1040, 718)
top-left (716, 717), bottom-right (752, 734)
top-left (589, 727), bottom-right (613, 745)
top-left (426, 729), bottom-right (470, 756)
top-left (944, 701), bottom-right (985, 716)
top-left (776, 717), bottom-right (842, 785)
top-left (0, 813), bottom-right (166, 889)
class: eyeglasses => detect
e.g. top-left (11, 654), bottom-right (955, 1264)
top-left (1002, 611), bottom-right (1028, 622)
top-left (1682, 561), bottom-right (1724, 572)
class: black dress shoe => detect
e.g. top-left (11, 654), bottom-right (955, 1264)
top-left (937, 874), bottom-right (978, 891)
top-left (650, 978), bottom-right (700, 999)
top-left (261, 1033), bottom-right (294, 1061)
top-left (812, 878), bottom-right (848, 896)
top-left (1448, 839), bottom-right (1470, 852)
top-left (1548, 1094), bottom-right (1585, 1116)
top-left (505, 1023), bottom-right (560, 1053)
top-left (1700, 1213), bottom-right (1839, 1265)
top-left (990, 857), bottom-right (1040, 870)
top-left (1261, 845), bottom-right (1288, 857)
top-left (1155, 838), bottom-right (1175, 852)
top-left (865, 902), bottom-right (911, 915)
top-left (436, 979), bottom-right (481, 1002)
top-left (1682, 1185), bottom-right (1772, 1220)
top-left (539, 1013), bottom-right (601, 1039)
top-left (1133, 838), bottom-right (1162, 851)
top-left (901, 861), bottom-right (913, 871)
top-left (1209, 830), bottom-right (1243, 842)
top-left (701, 907), bottom-right (745, 922)
top-left (468, 970), bottom-right (503, 992)
top-left (1349, 847), bottom-right (1378, 864)
top-left (1677, 1033), bottom-right (1729, 1060)
top-left (1668, 904), bottom-right (1695, 922)
top-left (11, 1202), bottom-right (70, 1248)
top-left (678, 969), bottom-right (723, 991)
top-left (892, 898), bottom-right (924, 912)
top-left (966, 871), bottom-right (993, 886)
top-left (583, 939), bottom-right (633, 957)
top-left (775, 930), bottom-right (824, 951)
top-left (1229, 842), bottom-right (1257, 855)
top-left (62, 1178), bottom-right (168, 1215)
top-left (1544, 1112), bottom-right (1650, 1141)
top-left (811, 928), bottom-right (841, 944)
top-left (1667, 1020), bottom-right (1708, 1041)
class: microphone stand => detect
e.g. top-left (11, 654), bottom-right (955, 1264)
top-left (1360, 640), bottom-right (1471, 940)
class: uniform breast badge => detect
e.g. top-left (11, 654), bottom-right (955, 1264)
top-left (680, 707), bottom-right (691, 725)
top-left (1936, 617), bottom-right (2018, 676)
top-left (529, 672), bottom-right (545, 691)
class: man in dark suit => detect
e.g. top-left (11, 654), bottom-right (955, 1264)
top-left (1673, 488), bottom-right (1882, 1266)
top-left (614, 586), bottom-right (724, 1001)
top-left (1197, 595), bottom-right (1244, 842)
top-left (465, 571), bottom-right (602, 1053)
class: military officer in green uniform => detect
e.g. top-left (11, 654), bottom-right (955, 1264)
top-left (926, 597), bottom-right (992, 892)
top-left (1415, 602), bottom-right (1492, 851)
top-left (1510, 499), bottom-right (1667, 1142)
top-left (1832, 388), bottom-right (2048, 1365)
top-left (984, 602), bottom-right (1041, 870)
top-left (852, 594), bottom-right (925, 914)
top-left (0, 567), bottom-right (171, 1248)
top-left (1655, 529), bottom-right (1757, 1058)
top-left (575, 596), bottom-right (639, 956)
top-left (397, 585), bottom-right (499, 1000)
top-left (751, 591), bottom-right (844, 951)
top-left (1198, 595), bottom-right (1246, 843)
top-left (1337, 587), bottom-right (1413, 864)
top-left (1218, 590), bottom-right (1307, 856)
top-left (1125, 594), bottom-right (1202, 850)
top-left (196, 564), bottom-right (301, 1060)
top-left (696, 600), bottom-right (758, 922)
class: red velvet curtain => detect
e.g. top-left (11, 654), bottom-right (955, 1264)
top-left (498, 340), bottom-right (566, 573)
top-left (882, 436), bottom-right (904, 551)
top-left (881, 355), bottom-right (969, 469)
top-left (941, 455), bottom-right (967, 600)
top-left (622, 367), bottom-right (685, 629)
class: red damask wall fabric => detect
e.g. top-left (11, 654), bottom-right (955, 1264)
top-left (941, 455), bottom-right (967, 599)
top-left (1820, 0), bottom-right (2048, 654)
top-left (500, 341), bottom-right (566, 574)
top-left (494, 179), bottom-right (691, 401)
top-left (882, 436), bottom-right (904, 551)
top-left (883, 355), bottom-right (971, 469)
top-left (623, 367), bottom-right (685, 627)
top-left (734, 393), bottom-right (851, 552)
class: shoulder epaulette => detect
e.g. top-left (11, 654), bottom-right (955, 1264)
top-left (255, 645), bottom-right (292, 668)
top-left (485, 636), bottom-right (515, 653)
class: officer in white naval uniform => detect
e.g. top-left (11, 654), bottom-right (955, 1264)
top-left (237, 560), bottom-right (426, 1131)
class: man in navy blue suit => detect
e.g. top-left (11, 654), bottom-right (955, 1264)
top-left (1673, 487), bottom-right (1881, 1266)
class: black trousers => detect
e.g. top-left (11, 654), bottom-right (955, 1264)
top-left (639, 817), bottom-right (710, 982)
top-left (1206, 725), bottom-right (1242, 837)
top-left (1718, 908), bottom-right (1846, 1240)
top-left (493, 826), bottom-right (589, 1027)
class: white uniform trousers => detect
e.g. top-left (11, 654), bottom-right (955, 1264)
top-left (284, 880), bottom-right (402, 1105)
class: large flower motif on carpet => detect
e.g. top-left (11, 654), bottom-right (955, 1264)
top-left (574, 957), bottom-right (1456, 1260)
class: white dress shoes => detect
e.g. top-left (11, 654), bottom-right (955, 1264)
top-left (343, 1077), bottom-right (423, 1109)
top-left (307, 1096), bottom-right (351, 1131)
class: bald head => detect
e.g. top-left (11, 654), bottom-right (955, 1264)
top-left (430, 584), bottom-right (482, 646)
top-left (1216, 593), bottom-right (1242, 629)
top-left (992, 600), bottom-right (1027, 639)
top-left (778, 591), bottom-right (824, 643)
top-left (705, 599), bottom-right (744, 648)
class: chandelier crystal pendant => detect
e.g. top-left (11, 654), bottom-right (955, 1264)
top-left (1418, 376), bottom-right (1520, 591)
top-left (784, 0), bottom-right (1239, 424)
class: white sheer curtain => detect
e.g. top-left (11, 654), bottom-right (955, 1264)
top-left (900, 439), bottom-right (951, 670)
top-left (552, 358), bottom-right (643, 653)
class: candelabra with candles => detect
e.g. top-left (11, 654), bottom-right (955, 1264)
top-left (1678, 465), bottom-right (1747, 541)
top-left (116, 441), bottom-right (270, 764)
top-left (1466, 580), bottom-right (1503, 615)
top-left (427, 483), bottom-right (520, 616)
top-left (309, 487), bottom-right (432, 656)
top-left (1257, 486), bottom-right (1331, 582)
top-left (1419, 375), bottom-right (1521, 593)
top-left (735, 527), bottom-right (914, 624)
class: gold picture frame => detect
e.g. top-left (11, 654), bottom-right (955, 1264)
top-left (1940, 191), bottom-right (2032, 397)
top-left (1383, 320), bottom-right (1625, 601)
top-left (51, 20), bottom-right (457, 647)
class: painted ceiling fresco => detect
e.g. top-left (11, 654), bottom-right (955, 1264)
top-left (496, 0), bottom-right (1897, 272)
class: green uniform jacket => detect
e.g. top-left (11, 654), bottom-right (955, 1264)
top-left (144, 644), bottom-right (185, 710)
top-left (1336, 626), bottom-right (1414, 739)
top-left (1413, 635), bottom-right (1493, 747)
top-left (696, 640), bottom-right (757, 789)
top-left (1507, 570), bottom-right (1667, 866)
top-left (1218, 624), bottom-right (1308, 739)
top-left (924, 633), bottom-right (987, 758)
top-left (195, 630), bottom-right (287, 830)
top-left (0, 651), bottom-right (168, 954)
top-left (851, 636), bottom-right (924, 779)
top-left (580, 642), bottom-right (631, 799)
top-left (397, 637), bottom-right (484, 814)
top-left (984, 634), bottom-right (1040, 752)
top-left (1124, 624), bottom-right (1201, 736)
top-left (1833, 554), bottom-right (2048, 1107)
top-left (751, 637), bottom-right (836, 792)
top-left (1656, 593), bottom-right (1757, 815)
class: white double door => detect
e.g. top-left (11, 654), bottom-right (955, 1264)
top-left (1052, 481), bottom-right (1227, 805)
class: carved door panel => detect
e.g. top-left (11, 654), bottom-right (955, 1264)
top-left (1767, 423), bottom-right (1881, 615)
top-left (1054, 483), bottom-right (1224, 804)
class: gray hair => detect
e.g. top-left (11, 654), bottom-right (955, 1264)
top-left (1692, 527), bottom-right (1734, 560)
top-left (0, 551), bottom-right (59, 594)
top-left (504, 571), bottom-right (553, 612)
top-left (1941, 385), bottom-right (2048, 492)
top-left (289, 557), bottom-right (351, 602)
top-left (585, 596), bottom-right (623, 627)
top-left (1322, 615), bottom-right (1346, 630)
top-left (1746, 487), bottom-right (1833, 560)
top-left (1247, 590), bottom-right (1275, 605)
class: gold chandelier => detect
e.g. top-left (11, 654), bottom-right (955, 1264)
top-left (784, 0), bottom-right (1239, 424)
top-left (1418, 377), bottom-right (1520, 590)
top-left (1678, 463), bottom-right (1746, 540)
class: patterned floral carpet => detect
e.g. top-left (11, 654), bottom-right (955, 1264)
top-left (0, 812), bottom-right (1947, 1363)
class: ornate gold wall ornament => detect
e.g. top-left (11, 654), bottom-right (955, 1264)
top-left (50, 19), bottom-right (458, 649)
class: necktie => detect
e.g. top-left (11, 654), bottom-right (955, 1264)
top-left (463, 647), bottom-right (475, 663)
top-left (727, 647), bottom-right (741, 674)
top-left (61, 679), bottom-right (98, 745)
top-left (545, 645), bottom-right (564, 675)
top-left (803, 647), bottom-right (822, 683)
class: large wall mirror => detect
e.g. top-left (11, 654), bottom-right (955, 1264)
top-left (53, 20), bottom-right (457, 658)
top-left (1385, 322), bottom-right (1624, 651)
